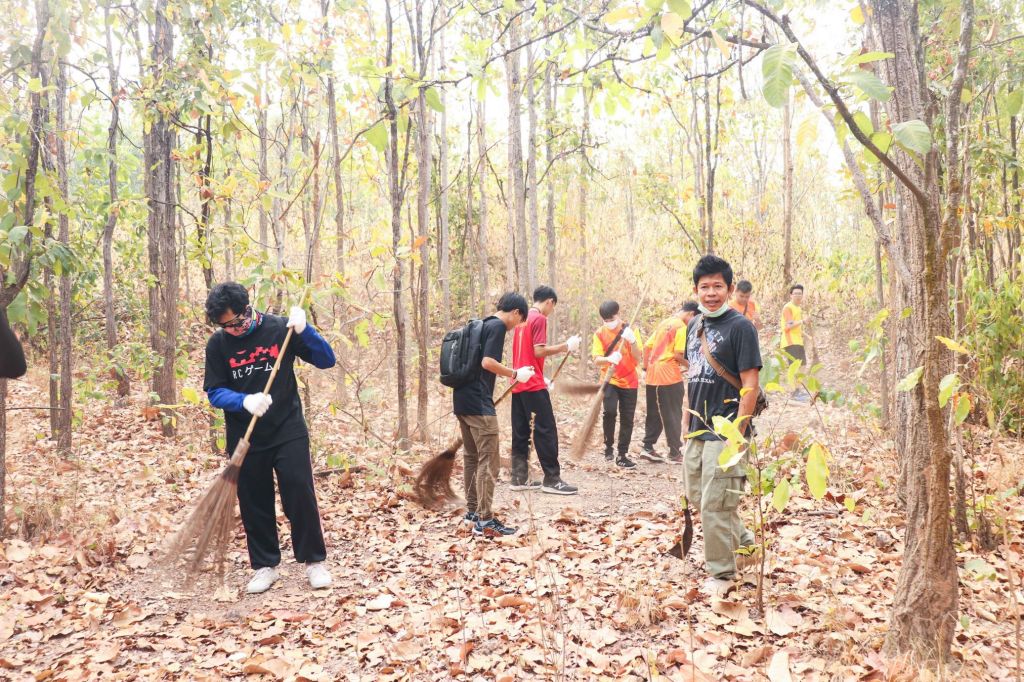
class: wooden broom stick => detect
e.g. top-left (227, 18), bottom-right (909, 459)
top-left (568, 279), bottom-right (652, 462)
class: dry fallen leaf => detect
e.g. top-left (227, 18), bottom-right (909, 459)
top-left (767, 649), bottom-right (793, 682)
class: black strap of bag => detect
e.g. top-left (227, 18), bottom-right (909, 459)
top-left (602, 323), bottom-right (629, 357)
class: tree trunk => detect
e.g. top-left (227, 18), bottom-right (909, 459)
top-left (465, 101), bottom-right (476, 312)
top-left (505, 12), bottom-right (528, 290)
top-left (782, 94), bottom-right (793, 286)
top-left (476, 100), bottom-right (490, 316)
top-left (576, 88), bottom-right (591, 378)
top-left (55, 62), bottom-right (72, 453)
top-left (438, 27), bottom-right (452, 329)
top-left (525, 41), bottom-right (539, 293)
top-left (868, 0), bottom-right (970, 663)
top-left (543, 58), bottom-right (557, 336)
top-left (103, 3), bottom-right (129, 397)
top-left (196, 42), bottom-right (214, 291)
top-left (385, 0), bottom-right (408, 448)
top-left (257, 72), bottom-right (270, 257)
top-left (146, 0), bottom-right (179, 437)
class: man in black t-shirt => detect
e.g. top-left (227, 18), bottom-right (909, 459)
top-left (684, 255), bottom-right (761, 599)
top-left (203, 282), bottom-right (336, 595)
top-left (453, 292), bottom-right (533, 538)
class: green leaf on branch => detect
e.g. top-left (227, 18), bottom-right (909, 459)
top-left (1007, 90), bottom-right (1023, 118)
top-left (424, 87), bottom-right (444, 112)
top-left (667, 0), bottom-right (692, 20)
top-left (365, 121), bottom-right (387, 152)
top-left (845, 51), bottom-right (894, 66)
top-left (936, 335), bottom-right (970, 354)
top-left (954, 392), bottom-right (971, 425)
top-left (892, 119), bottom-right (931, 154)
top-left (771, 478), bottom-right (791, 513)
top-left (717, 441), bottom-right (745, 471)
top-left (845, 69), bottom-right (891, 102)
top-left (896, 366), bottom-right (924, 392)
top-left (761, 43), bottom-right (796, 108)
top-left (805, 443), bottom-right (829, 500)
top-left (711, 415), bottom-right (745, 445)
top-left (938, 372), bottom-right (959, 408)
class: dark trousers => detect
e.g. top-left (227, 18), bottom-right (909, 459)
top-left (602, 385), bottom-right (637, 455)
top-left (510, 390), bottom-right (561, 483)
top-left (783, 344), bottom-right (806, 364)
top-left (642, 382), bottom-right (685, 457)
top-left (236, 436), bottom-right (327, 569)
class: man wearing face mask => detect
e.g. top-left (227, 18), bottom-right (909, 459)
top-left (203, 282), bottom-right (337, 595)
top-left (592, 300), bottom-right (644, 468)
top-left (684, 255), bottom-right (761, 600)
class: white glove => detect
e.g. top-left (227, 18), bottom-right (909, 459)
top-left (513, 366), bottom-right (536, 383)
top-left (242, 392), bottom-right (273, 417)
top-left (566, 335), bottom-right (581, 353)
top-left (606, 351), bottom-right (622, 365)
top-left (287, 306), bottom-right (307, 334)
top-left (622, 327), bottom-right (636, 344)
top-left (545, 376), bottom-right (553, 390)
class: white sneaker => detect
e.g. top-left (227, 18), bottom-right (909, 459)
top-left (306, 561), bottom-right (332, 589)
top-left (702, 577), bottom-right (735, 600)
top-left (245, 566), bottom-right (279, 594)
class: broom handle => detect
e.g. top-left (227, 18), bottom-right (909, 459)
top-left (240, 287), bottom-right (311, 443)
top-left (495, 336), bottom-right (574, 406)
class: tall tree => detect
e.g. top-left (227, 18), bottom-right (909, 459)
top-left (782, 93), bottom-right (793, 285)
top-left (505, 10), bottom-right (528, 290)
top-left (437, 26), bottom-right (452, 329)
top-left (54, 61), bottom-right (72, 452)
top-left (476, 99), bottom-right (490, 316)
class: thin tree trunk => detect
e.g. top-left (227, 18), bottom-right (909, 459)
top-left (476, 100), bottom-right (489, 316)
top-left (146, 0), bottom-right (179, 436)
top-left (438, 27), bottom-right (451, 329)
top-left (543, 57), bottom-right (557, 337)
top-left (55, 61), bottom-right (72, 453)
top-left (782, 94), bottom-right (793, 285)
top-left (526, 41), bottom-right (539, 293)
top-left (103, 2), bottom-right (129, 396)
top-left (385, 0), bottom-right (408, 447)
top-left (412, 0), bottom-right (433, 441)
top-left (466, 100), bottom-right (476, 312)
top-left (505, 12), bottom-right (527, 290)
top-left (196, 43), bottom-right (214, 291)
top-left (257, 77), bottom-right (270, 256)
top-left (577, 88), bottom-right (590, 378)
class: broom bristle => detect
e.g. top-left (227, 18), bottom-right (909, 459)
top-left (414, 438), bottom-right (463, 508)
top-left (552, 378), bottom-right (602, 396)
top-left (569, 391), bottom-right (605, 461)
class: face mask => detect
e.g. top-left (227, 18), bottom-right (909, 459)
top-left (604, 320), bottom-right (619, 330)
top-left (698, 303), bottom-right (729, 319)
top-left (239, 310), bottom-right (262, 337)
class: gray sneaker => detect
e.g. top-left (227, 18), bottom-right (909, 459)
top-left (639, 447), bottom-right (666, 463)
top-left (509, 479), bottom-right (542, 491)
top-left (540, 479), bottom-right (578, 495)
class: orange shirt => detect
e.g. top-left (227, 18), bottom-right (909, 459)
top-left (730, 298), bottom-right (758, 322)
top-left (644, 316), bottom-right (687, 386)
top-left (592, 323), bottom-right (641, 389)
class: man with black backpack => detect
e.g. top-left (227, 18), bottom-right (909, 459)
top-left (684, 255), bottom-right (762, 599)
top-left (448, 292), bottom-right (533, 537)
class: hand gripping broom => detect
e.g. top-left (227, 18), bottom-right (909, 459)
top-left (164, 299), bottom-right (303, 580)
top-left (414, 350), bottom-right (574, 508)
top-left (567, 280), bottom-right (651, 462)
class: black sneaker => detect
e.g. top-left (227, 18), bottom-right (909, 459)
top-left (463, 511), bottom-right (480, 524)
top-left (616, 456), bottom-right (637, 469)
top-left (604, 447), bottom-right (614, 461)
top-left (541, 479), bottom-right (578, 495)
top-left (639, 447), bottom-right (666, 463)
top-left (473, 517), bottom-right (517, 537)
top-left (509, 479), bottom-right (542, 491)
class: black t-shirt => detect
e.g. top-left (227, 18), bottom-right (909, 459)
top-left (686, 309), bottom-right (762, 441)
top-left (452, 316), bottom-right (507, 417)
top-left (0, 308), bottom-right (27, 379)
top-left (203, 314), bottom-right (317, 451)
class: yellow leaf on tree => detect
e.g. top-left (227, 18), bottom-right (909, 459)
top-left (661, 12), bottom-right (685, 43)
top-left (935, 336), bottom-right (970, 354)
top-left (711, 30), bottom-right (731, 58)
top-left (603, 5), bottom-right (640, 24)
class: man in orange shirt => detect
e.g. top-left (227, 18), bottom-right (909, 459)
top-left (641, 301), bottom-right (698, 464)
top-left (592, 300), bottom-right (643, 468)
top-left (730, 280), bottom-right (763, 331)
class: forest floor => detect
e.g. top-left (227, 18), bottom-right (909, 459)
top-left (1, 327), bottom-right (1022, 681)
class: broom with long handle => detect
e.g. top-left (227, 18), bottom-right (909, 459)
top-left (164, 296), bottom-right (304, 579)
top-left (415, 350), bottom-right (574, 508)
top-left (568, 279), bottom-right (652, 462)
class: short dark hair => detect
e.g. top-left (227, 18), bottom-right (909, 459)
top-left (532, 285), bottom-right (557, 304)
top-left (599, 300), bottom-right (620, 320)
top-left (790, 284), bottom-right (804, 293)
top-left (496, 291), bottom-right (529, 318)
top-left (681, 300), bottom-right (699, 314)
top-left (692, 254), bottom-right (734, 287)
top-left (206, 282), bottom-right (249, 322)
top-left (737, 280), bottom-right (753, 294)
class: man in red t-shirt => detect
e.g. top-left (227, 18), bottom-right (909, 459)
top-left (510, 285), bottom-right (581, 495)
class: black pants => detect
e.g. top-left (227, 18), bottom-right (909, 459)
top-left (783, 344), bottom-right (806, 364)
top-left (602, 385), bottom-right (637, 456)
top-left (510, 390), bottom-right (561, 483)
top-left (236, 436), bottom-right (327, 569)
top-left (642, 382), bottom-right (685, 457)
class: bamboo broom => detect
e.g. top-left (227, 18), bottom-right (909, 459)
top-left (567, 281), bottom-right (652, 462)
top-left (414, 350), bottom-right (574, 508)
top-left (164, 298), bottom-right (304, 580)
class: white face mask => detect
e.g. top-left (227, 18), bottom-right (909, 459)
top-left (604, 320), bottom-right (619, 330)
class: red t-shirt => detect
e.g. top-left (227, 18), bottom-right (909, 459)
top-left (512, 308), bottom-right (548, 393)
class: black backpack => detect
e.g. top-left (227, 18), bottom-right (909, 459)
top-left (439, 319), bottom-right (485, 388)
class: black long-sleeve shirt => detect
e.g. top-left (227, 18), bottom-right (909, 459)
top-left (0, 308), bottom-right (26, 379)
